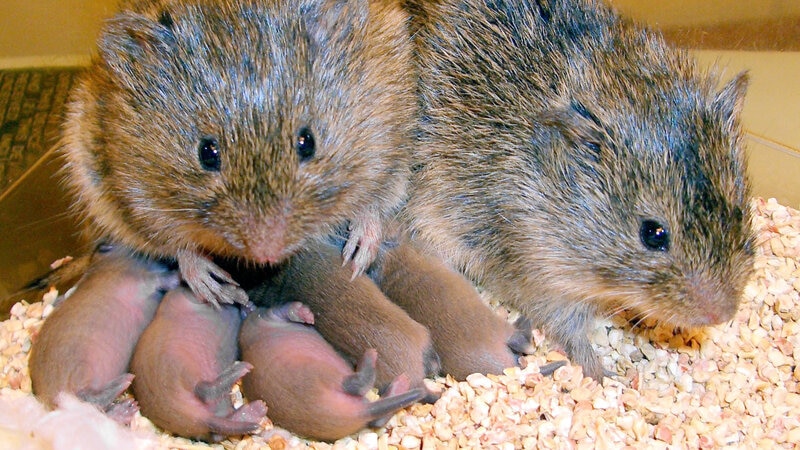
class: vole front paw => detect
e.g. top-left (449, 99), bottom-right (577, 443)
top-left (177, 250), bottom-right (248, 307)
top-left (508, 316), bottom-right (536, 356)
top-left (342, 211), bottom-right (382, 279)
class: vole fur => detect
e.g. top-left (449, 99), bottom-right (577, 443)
top-left (59, 0), bottom-right (415, 306)
top-left (402, 0), bottom-right (754, 379)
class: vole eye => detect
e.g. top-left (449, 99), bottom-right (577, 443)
top-left (198, 137), bottom-right (221, 172)
top-left (158, 11), bottom-right (174, 29)
top-left (296, 127), bottom-right (316, 161)
top-left (640, 220), bottom-right (670, 252)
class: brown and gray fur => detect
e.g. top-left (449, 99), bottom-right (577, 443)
top-left (130, 287), bottom-right (266, 442)
top-left (402, 0), bottom-right (754, 379)
top-left (28, 245), bottom-right (178, 420)
top-left (58, 0), bottom-right (416, 307)
top-left (371, 241), bottom-right (533, 380)
top-left (239, 303), bottom-right (426, 442)
top-left (248, 240), bottom-right (440, 398)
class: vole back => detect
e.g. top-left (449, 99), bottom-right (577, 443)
top-left (60, 0), bottom-right (415, 305)
top-left (404, 0), bottom-right (754, 379)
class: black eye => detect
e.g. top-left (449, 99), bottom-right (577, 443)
top-left (296, 127), bottom-right (316, 161)
top-left (640, 220), bottom-right (670, 252)
top-left (158, 11), bottom-right (174, 29)
top-left (198, 137), bottom-right (221, 172)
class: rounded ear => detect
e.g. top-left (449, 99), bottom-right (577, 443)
top-left (97, 11), bottom-right (176, 88)
top-left (540, 100), bottom-right (606, 162)
top-left (712, 71), bottom-right (749, 128)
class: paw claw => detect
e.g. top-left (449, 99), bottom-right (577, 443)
top-left (178, 251), bottom-right (248, 307)
top-left (342, 213), bottom-right (382, 277)
top-left (342, 239), bottom-right (358, 266)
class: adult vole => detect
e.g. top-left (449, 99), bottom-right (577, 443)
top-left (59, 0), bottom-right (415, 306)
top-left (402, 0), bottom-right (754, 379)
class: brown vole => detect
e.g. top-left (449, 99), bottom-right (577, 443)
top-left (28, 244), bottom-right (179, 421)
top-left (371, 241), bottom-right (534, 380)
top-left (130, 287), bottom-right (266, 442)
top-left (59, 0), bottom-right (415, 307)
top-left (402, 0), bottom-right (755, 380)
top-left (247, 240), bottom-right (441, 398)
top-left (239, 302), bottom-right (426, 442)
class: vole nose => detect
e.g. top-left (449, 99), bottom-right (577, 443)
top-left (241, 201), bottom-right (295, 264)
top-left (242, 218), bottom-right (289, 265)
top-left (685, 276), bottom-right (741, 325)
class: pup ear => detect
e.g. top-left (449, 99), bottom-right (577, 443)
top-left (97, 10), bottom-right (176, 89)
top-left (712, 71), bottom-right (749, 129)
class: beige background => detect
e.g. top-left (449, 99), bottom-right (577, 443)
top-left (0, 0), bottom-right (117, 67)
top-left (611, 0), bottom-right (800, 26)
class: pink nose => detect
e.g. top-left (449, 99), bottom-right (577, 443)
top-left (242, 215), bottom-right (290, 265)
top-left (684, 277), bottom-right (740, 326)
top-left (247, 237), bottom-right (287, 265)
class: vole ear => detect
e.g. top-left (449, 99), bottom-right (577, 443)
top-left (712, 71), bottom-right (749, 128)
top-left (97, 11), bottom-right (176, 88)
top-left (304, 0), bottom-right (369, 47)
top-left (541, 101), bottom-right (606, 163)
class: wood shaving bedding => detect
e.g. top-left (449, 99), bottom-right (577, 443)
top-left (1, 197), bottom-right (798, 449)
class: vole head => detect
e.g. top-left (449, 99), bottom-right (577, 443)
top-left (64, 0), bottom-right (414, 264)
top-left (528, 52), bottom-right (754, 327)
top-left (408, 0), bottom-right (754, 327)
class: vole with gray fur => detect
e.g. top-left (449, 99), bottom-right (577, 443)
top-left (59, 0), bottom-right (415, 307)
top-left (401, 0), bottom-right (754, 380)
top-left (247, 240), bottom-right (440, 399)
top-left (239, 302), bottom-right (426, 442)
top-left (130, 286), bottom-right (266, 442)
top-left (29, 244), bottom-right (179, 421)
top-left (371, 241), bottom-right (534, 380)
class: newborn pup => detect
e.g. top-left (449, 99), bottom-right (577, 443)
top-left (248, 239), bottom-right (440, 398)
top-left (130, 287), bottom-right (266, 442)
top-left (372, 241), bottom-right (533, 380)
top-left (403, 0), bottom-right (755, 379)
top-left (58, 0), bottom-right (416, 307)
top-left (239, 303), bottom-right (426, 442)
top-left (28, 244), bottom-right (178, 421)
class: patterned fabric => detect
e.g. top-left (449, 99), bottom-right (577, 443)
top-left (0, 69), bottom-right (81, 193)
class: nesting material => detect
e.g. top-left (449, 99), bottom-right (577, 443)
top-left (1, 197), bottom-right (798, 449)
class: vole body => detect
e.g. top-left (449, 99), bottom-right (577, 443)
top-left (28, 245), bottom-right (178, 420)
top-left (239, 302), bottom-right (426, 442)
top-left (371, 241), bottom-right (533, 380)
top-left (130, 287), bottom-right (266, 442)
top-left (59, 0), bottom-right (416, 306)
top-left (248, 240), bottom-right (440, 397)
top-left (403, 0), bottom-right (754, 379)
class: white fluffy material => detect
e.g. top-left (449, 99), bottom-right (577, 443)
top-left (0, 389), bottom-right (156, 450)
